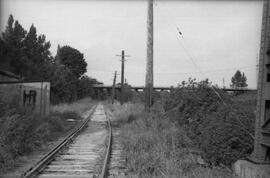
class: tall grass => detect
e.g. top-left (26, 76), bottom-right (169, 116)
top-left (109, 102), bottom-right (236, 178)
top-left (51, 97), bottom-right (93, 114)
top-left (108, 102), bottom-right (144, 124)
top-left (0, 96), bottom-right (94, 173)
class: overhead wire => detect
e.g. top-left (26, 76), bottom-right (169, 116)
top-left (152, 3), bottom-right (199, 178)
top-left (175, 26), bottom-right (254, 139)
top-left (175, 28), bottom-right (226, 105)
top-left (88, 66), bottom-right (256, 75)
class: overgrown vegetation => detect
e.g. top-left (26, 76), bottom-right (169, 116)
top-left (230, 70), bottom-right (248, 88)
top-left (164, 78), bottom-right (255, 166)
top-left (109, 103), bottom-right (236, 177)
top-left (0, 14), bottom-right (99, 173)
top-left (51, 97), bottom-right (93, 114)
top-left (0, 14), bottom-right (102, 103)
top-left (0, 95), bottom-right (93, 173)
top-left (108, 78), bottom-right (255, 177)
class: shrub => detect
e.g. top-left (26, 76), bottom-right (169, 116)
top-left (112, 103), bottom-right (236, 177)
top-left (0, 97), bottom-right (89, 173)
top-left (163, 78), bottom-right (255, 166)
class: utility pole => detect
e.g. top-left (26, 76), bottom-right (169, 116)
top-left (256, 53), bottom-right (259, 85)
top-left (145, 0), bottom-right (154, 111)
top-left (111, 71), bottom-right (117, 104)
top-left (116, 50), bottom-right (130, 105)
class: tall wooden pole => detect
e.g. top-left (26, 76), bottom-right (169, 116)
top-left (112, 71), bottom-right (117, 104)
top-left (116, 50), bottom-right (130, 105)
top-left (145, 0), bottom-right (154, 111)
top-left (121, 50), bottom-right (125, 105)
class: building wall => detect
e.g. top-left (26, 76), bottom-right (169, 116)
top-left (0, 82), bottom-right (50, 116)
top-left (253, 0), bottom-right (270, 163)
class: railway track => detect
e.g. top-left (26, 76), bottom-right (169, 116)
top-left (21, 104), bottom-right (108, 178)
top-left (21, 103), bottom-right (128, 178)
top-left (107, 128), bottom-right (128, 178)
top-left (104, 108), bottom-right (128, 178)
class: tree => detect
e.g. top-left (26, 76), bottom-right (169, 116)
top-left (55, 46), bottom-right (87, 78)
top-left (22, 24), bottom-right (52, 80)
top-left (1, 15), bottom-right (27, 75)
top-left (0, 37), bottom-right (11, 70)
top-left (230, 70), bottom-right (248, 88)
top-left (50, 66), bottom-right (78, 103)
top-left (1, 15), bottom-right (52, 80)
top-left (1, 14), bottom-right (103, 103)
top-left (116, 81), bottom-right (133, 103)
top-left (77, 76), bottom-right (103, 99)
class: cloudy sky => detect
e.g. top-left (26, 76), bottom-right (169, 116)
top-left (0, 0), bottom-right (263, 88)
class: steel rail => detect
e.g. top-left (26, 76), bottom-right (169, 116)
top-left (21, 104), bottom-right (97, 178)
top-left (100, 107), bottom-right (112, 178)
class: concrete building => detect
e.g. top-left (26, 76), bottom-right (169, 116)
top-left (0, 81), bottom-right (50, 116)
top-left (233, 1), bottom-right (270, 177)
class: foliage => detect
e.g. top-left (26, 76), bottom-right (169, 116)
top-left (0, 14), bottom-right (101, 172)
top-left (119, 82), bottom-right (133, 103)
top-left (1, 15), bottom-right (52, 80)
top-left (50, 97), bottom-right (93, 114)
top-left (77, 76), bottom-right (101, 99)
top-left (1, 14), bottom-right (102, 103)
top-left (0, 97), bottom-right (93, 173)
top-left (110, 103), bottom-right (236, 177)
top-left (1, 15), bottom-right (27, 74)
top-left (230, 70), bottom-right (248, 88)
top-left (0, 111), bottom-right (81, 172)
top-left (55, 45), bottom-right (87, 79)
top-left (50, 65), bottom-right (78, 103)
top-left (114, 82), bottom-right (134, 103)
top-left (109, 80), bottom-right (255, 176)
top-left (21, 25), bottom-right (52, 80)
top-left (164, 78), bottom-right (255, 166)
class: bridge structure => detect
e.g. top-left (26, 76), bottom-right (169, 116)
top-left (93, 85), bottom-right (171, 92)
top-left (92, 84), bottom-right (257, 99)
top-left (92, 85), bottom-right (172, 100)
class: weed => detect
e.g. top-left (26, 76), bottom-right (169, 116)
top-left (0, 97), bottom-right (93, 173)
top-left (51, 97), bottom-right (93, 114)
top-left (109, 102), bottom-right (239, 177)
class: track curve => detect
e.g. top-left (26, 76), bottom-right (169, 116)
top-left (22, 103), bottom-right (110, 178)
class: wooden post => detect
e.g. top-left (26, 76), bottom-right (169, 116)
top-left (116, 50), bottom-right (130, 105)
top-left (121, 51), bottom-right (125, 105)
top-left (112, 71), bottom-right (117, 104)
top-left (145, 0), bottom-right (154, 111)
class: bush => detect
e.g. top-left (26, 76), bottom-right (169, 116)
top-left (111, 103), bottom-right (236, 177)
top-left (0, 97), bottom-right (86, 173)
top-left (163, 78), bottom-right (255, 166)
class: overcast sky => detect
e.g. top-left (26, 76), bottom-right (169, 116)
top-left (0, 0), bottom-right (263, 88)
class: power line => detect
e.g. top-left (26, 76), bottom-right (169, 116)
top-left (175, 27), bottom-right (254, 139)
top-left (88, 66), bottom-right (255, 75)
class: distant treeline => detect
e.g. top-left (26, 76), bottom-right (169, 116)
top-left (0, 15), bottom-right (102, 104)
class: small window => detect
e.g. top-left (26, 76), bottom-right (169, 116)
top-left (265, 100), bottom-right (270, 121)
top-left (265, 147), bottom-right (270, 162)
top-left (267, 73), bottom-right (270, 82)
